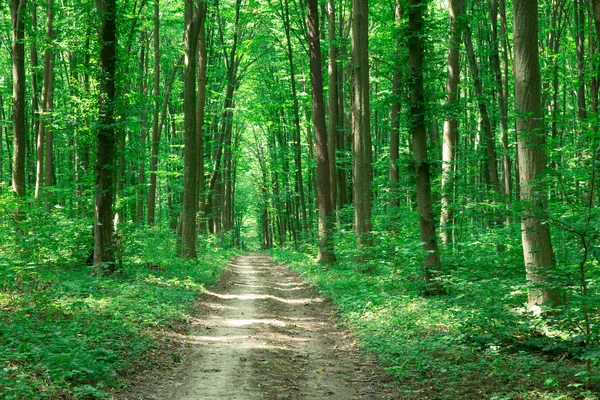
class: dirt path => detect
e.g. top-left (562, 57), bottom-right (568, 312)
top-left (120, 253), bottom-right (399, 399)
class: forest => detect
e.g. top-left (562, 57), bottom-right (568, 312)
top-left (1, 0), bottom-right (600, 398)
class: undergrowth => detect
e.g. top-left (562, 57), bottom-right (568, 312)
top-left (272, 213), bottom-right (600, 399)
top-left (0, 207), bottom-right (235, 399)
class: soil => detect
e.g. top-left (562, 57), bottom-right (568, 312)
top-left (116, 253), bottom-right (401, 399)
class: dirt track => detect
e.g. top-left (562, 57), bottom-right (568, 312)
top-left (119, 253), bottom-right (399, 399)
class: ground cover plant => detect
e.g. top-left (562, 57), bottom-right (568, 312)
top-left (272, 212), bottom-right (600, 399)
top-left (0, 205), bottom-right (235, 399)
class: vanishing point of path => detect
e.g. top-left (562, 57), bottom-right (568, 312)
top-left (120, 253), bottom-right (400, 399)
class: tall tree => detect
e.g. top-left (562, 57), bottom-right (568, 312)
top-left (408, 0), bottom-right (443, 294)
top-left (351, 0), bottom-right (372, 253)
top-left (440, 0), bottom-right (463, 245)
top-left (389, 0), bottom-right (402, 212)
top-left (326, 0), bottom-right (338, 212)
top-left (281, 0), bottom-right (308, 234)
top-left (94, 0), bottom-right (118, 275)
top-left (147, 0), bottom-right (160, 226)
top-left (11, 0), bottom-right (27, 220)
top-left (196, 1), bottom-right (208, 226)
top-left (307, 0), bottom-right (336, 263)
top-left (180, 0), bottom-right (203, 258)
top-left (489, 0), bottom-right (511, 198)
top-left (513, 0), bottom-right (561, 312)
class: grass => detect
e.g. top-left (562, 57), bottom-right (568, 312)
top-left (272, 244), bottom-right (599, 399)
top-left (0, 225), bottom-right (235, 399)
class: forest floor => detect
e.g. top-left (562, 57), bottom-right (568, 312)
top-left (117, 253), bottom-right (401, 399)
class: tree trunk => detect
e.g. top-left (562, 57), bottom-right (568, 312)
top-left (351, 0), bottom-right (373, 253)
top-left (440, 0), bottom-right (463, 245)
top-left (408, 0), bottom-right (443, 294)
top-left (136, 35), bottom-right (149, 223)
top-left (148, 49), bottom-right (182, 225)
top-left (11, 0), bottom-right (27, 220)
top-left (281, 0), bottom-right (308, 234)
top-left (180, 0), bottom-right (202, 258)
top-left (463, 13), bottom-right (500, 194)
top-left (43, 0), bottom-right (55, 203)
top-left (389, 0), bottom-right (402, 212)
top-left (489, 0), bottom-right (511, 198)
top-left (592, 0), bottom-right (600, 42)
top-left (307, 0), bottom-right (336, 263)
top-left (513, 0), bottom-right (561, 313)
top-left (94, 0), bottom-right (118, 275)
top-left (327, 0), bottom-right (338, 213)
top-left (196, 1), bottom-right (208, 228)
top-left (575, 0), bottom-right (588, 121)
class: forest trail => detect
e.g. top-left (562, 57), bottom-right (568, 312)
top-left (119, 253), bottom-right (399, 399)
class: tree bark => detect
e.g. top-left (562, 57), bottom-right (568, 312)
top-left (196, 1), bottom-right (208, 229)
top-left (408, 0), bottom-right (443, 294)
top-left (43, 0), bottom-right (55, 201)
top-left (327, 0), bottom-right (338, 213)
top-left (307, 0), bottom-right (336, 263)
top-left (440, 0), bottom-right (463, 245)
top-left (575, 0), bottom-right (588, 121)
top-left (513, 0), bottom-right (561, 313)
top-left (94, 0), bottom-right (118, 275)
top-left (389, 0), bottom-right (402, 212)
top-left (281, 0), bottom-right (308, 234)
top-left (11, 0), bottom-right (27, 215)
top-left (351, 0), bottom-right (373, 253)
top-left (489, 0), bottom-right (511, 198)
top-left (180, 0), bottom-right (202, 258)
top-left (147, 0), bottom-right (160, 226)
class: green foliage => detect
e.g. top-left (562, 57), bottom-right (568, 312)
top-left (0, 201), bottom-right (234, 399)
top-left (272, 220), bottom-right (600, 398)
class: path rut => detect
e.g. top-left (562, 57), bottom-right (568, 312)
top-left (120, 253), bottom-right (399, 399)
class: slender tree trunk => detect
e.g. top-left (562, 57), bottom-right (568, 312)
top-left (147, 0), bottom-right (160, 226)
top-left (327, 0), bottom-right (338, 212)
top-left (281, 0), bottom-right (308, 234)
top-left (389, 0), bottom-right (402, 212)
top-left (499, 0), bottom-right (512, 197)
top-left (575, 0), bottom-right (588, 122)
top-left (307, 0), bottom-right (336, 263)
top-left (463, 14), bottom-right (500, 194)
top-left (136, 35), bottom-right (149, 223)
top-left (513, 0), bottom-right (561, 313)
top-left (351, 0), bottom-right (373, 253)
top-left (196, 1), bottom-right (208, 229)
top-left (440, 0), bottom-right (463, 245)
top-left (43, 0), bottom-right (55, 203)
top-left (408, 0), bottom-right (443, 294)
top-left (488, 0), bottom-right (511, 198)
top-left (180, 0), bottom-right (202, 258)
top-left (148, 49), bottom-right (182, 225)
top-left (11, 0), bottom-right (27, 220)
top-left (592, 0), bottom-right (600, 42)
top-left (94, 0), bottom-right (118, 275)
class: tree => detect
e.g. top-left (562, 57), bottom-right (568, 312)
top-left (513, 0), bottom-right (561, 312)
top-left (408, 0), bottom-right (443, 294)
top-left (94, 0), bottom-right (118, 275)
top-left (439, 0), bottom-right (463, 245)
top-left (10, 0), bottom-right (27, 220)
top-left (351, 0), bottom-right (372, 253)
top-left (307, 0), bottom-right (335, 263)
top-left (179, 0), bottom-right (203, 258)
top-left (389, 0), bottom-right (402, 212)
